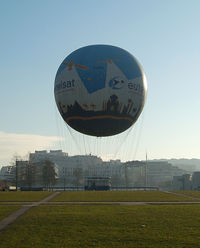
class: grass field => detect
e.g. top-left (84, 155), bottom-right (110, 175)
top-left (1, 205), bottom-right (200, 247)
top-left (50, 190), bottom-right (199, 202)
top-left (0, 206), bottom-right (21, 221)
top-left (0, 191), bottom-right (53, 202)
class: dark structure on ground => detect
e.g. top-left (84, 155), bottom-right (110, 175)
top-left (85, 176), bottom-right (111, 191)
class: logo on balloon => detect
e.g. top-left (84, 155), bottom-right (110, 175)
top-left (54, 80), bottom-right (75, 93)
top-left (109, 76), bottom-right (125, 90)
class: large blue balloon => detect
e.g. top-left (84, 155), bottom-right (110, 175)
top-left (54, 45), bottom-right (147, 137)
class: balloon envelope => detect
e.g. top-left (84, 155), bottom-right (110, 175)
top-left (54, 45), bottom-right (147, 137)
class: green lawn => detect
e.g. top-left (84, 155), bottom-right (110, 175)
top-left (1, 205), bottom-right (200, 247)
top-left (0, 191), bottom-right (53, 202)
top-left (51, 191), bottom-right (199, 202)
top-left (0, 206), bottom-right (21, 221)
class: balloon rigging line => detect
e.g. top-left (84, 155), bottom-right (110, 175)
top-left (82, 134), bottom-right (87, 155)
top-left (84, 135), bottom-right (96, 170)
top-left (65, 124), bottom-right (82, 155)
top-left (121, 124), bottom-right (136, 161)
top-left (59, 115), bottom-right (69, 155)
top-left (123, 120), bottom-right (140, 162)
top-left (54, 106), bottom-right (63, 151)
top-left (112, 126), bottom-right (134, 161)
top-left (132, 110), bottom-right (145, 161)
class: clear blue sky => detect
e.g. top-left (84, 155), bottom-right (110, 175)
top-left (0, 0), bottom-right (200, 165)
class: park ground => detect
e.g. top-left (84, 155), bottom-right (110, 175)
top-left (1, 190), bottom-right (200, 247)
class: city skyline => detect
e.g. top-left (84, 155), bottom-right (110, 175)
top-left (0, 0), bottom-right (200, 166)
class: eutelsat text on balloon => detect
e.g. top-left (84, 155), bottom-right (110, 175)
top-left (54, 45), bottom-right (147, 137)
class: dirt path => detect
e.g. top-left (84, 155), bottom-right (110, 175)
top-left (41, 201), bottom-right (200, 206)
top-left (0, 192), bottom-right (60, 231)
top-left (163, 190), bottom-right (200, 201)
top-left (2, 201), bottom-right (200, 207)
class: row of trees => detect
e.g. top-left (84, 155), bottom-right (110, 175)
top-left (15, 160), bottom-right (57, 190)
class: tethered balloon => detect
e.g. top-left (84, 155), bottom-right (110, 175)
top-left (54, 45), bottom-right (147, 137)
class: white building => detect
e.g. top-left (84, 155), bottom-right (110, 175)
top-left (0, 166), bottom-right (15, 182)
top-left (192, 171), bottom-right (200, 190)
top-left (146, 161), bottom-right (185, 187)
top-left (29, 150), bottom-right (122, 185)
top-left (172, 174), bottom-right (192, 190)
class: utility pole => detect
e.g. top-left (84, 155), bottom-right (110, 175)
top-left (63, 167), bottom-right (66, 191)
top-left (15, 160), bottom-right (18, 191)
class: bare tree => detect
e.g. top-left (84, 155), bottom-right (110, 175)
top-left (42, 160), bottom-right (57, 190)
top-left (26, 163), bottom-right (35, 190)
top-left (73, 168), bottom-right (83, 186)
top-left (11, 154), bottom-right (22, 190)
